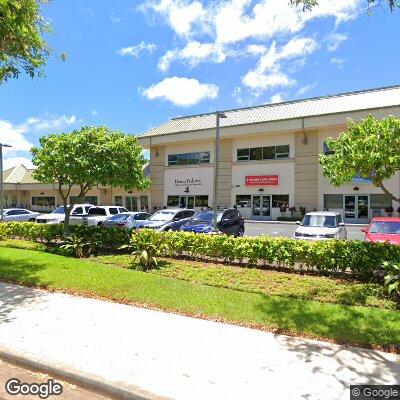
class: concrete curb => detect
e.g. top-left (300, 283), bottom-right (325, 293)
top-left (0, 345), bottom-right (169, 400)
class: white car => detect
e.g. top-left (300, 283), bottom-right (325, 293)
top-left (102, 212), bottom-right (151, 229)
top-left (36, 204), bottom-right (93, 224)
top-left (2, 208), bottom-right (40, 222)
top-left (70, 206), bottom-right (128, 226)
top-left (294, 211), bottom-right (347, 241)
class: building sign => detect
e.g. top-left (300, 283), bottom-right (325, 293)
top-left (245, 175), bottom-right (279, 186)
top-left (174, 178), bottom-right (202, 187)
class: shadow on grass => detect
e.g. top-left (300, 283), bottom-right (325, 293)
top-left (0, 254), bottom-right (48, 324)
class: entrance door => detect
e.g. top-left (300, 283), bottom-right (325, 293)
top-left (252, 195), bottom-right (271, 219)
top-left (125, 196), bottom-right (138, 211)
top-left (178, 196), bottom-right (195, 209)
top-left (344, 195), bottom-right (369, 223)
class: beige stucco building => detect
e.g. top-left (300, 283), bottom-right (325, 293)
top-left (3, 164), bottom-right (150, 212)
top-left (137, 86), bottom-right (400, 223)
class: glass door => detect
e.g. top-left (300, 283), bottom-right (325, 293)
top-left (357, 195), bottom-right (369, 223)
top-left (125, 196), bottom-right (138, 211)
top-left (344, 195), bottom-right (369, 223)
top-left (252, 195), bottom-right (271, 219)
top-left (252, 196), bottom-right (261, 216)
top-left (187, 196), bottom-right (195, 209)
top-left (261, 195), bottom-right (271, 217)
top-left (344, 196), bottom-right (356, 220)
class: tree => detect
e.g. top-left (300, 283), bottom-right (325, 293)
top-left (31, 126), bottom-right (150, 235)
top-left (290, 0), bottom-right (399, 12)
top-left (319, 115), bottom-right (400, 203)
top-left (0, 0), bottom-right (53, 83)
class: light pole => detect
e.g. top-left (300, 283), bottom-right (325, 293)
top-left (213, 111), bottom-right (227, 229)
top-left (0, 143), bottom-right (12, 222)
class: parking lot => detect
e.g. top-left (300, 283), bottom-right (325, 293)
top-left (244, 221), bottom-right (366, 241)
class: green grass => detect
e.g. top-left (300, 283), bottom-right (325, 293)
top-left (93, 254), bottom-right (395, 310)
top-left (0, 247), bottom-right (399, 349)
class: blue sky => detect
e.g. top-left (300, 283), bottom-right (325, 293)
top-left (1, 0), bottom-right (399, 169)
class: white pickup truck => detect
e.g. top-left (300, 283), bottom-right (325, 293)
top-left (36, 204), bottom-right (93, 224)
top-left (70, 206), bottom-right (129, 227)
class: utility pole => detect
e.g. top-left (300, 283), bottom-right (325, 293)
top-left (0, 143), bottom-right (12, 221)
top-left (213, 111), bottom-right (227, 229)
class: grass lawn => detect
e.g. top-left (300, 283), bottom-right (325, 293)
top-left (0, 247), bottom-right (399, 350)
top-left (93, 254), bottom-right (395, 310)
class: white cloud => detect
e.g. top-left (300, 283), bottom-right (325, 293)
top-left (242, 37), bottom-right (316, 91)
top-left (139, 0), bottom-right (206, 36)
top-left (330, 57), bottom-right (344, 66)
top-left (270, 93), bottom-right (284, 103)
top-left (326, 32), bottom-right (348, 52)
top-left (158, 41), bottom-right (226, 71)
top-left (22, 115), bottom-right (77, 131)
top-left (0, 120), bottom-right (33, 155)
top-left (296, 83), bottom-right (316, 96)
top-left (118, 41), bottom-right (157, 57)
top-left (142, 76), bottom-right (219, 107)
top-left (4, 157), bottom-right (34, 170)
top-left (247, 44), bottom-right (266, 55)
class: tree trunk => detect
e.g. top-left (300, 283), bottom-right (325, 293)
top-left (376, 180), bottom-right (400, 204)
top-left (63, 198), bottom-right (71, 237)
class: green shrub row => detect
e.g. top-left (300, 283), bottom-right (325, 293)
top-left (133, 230), bottom-right (400, 279)
top-left (0, 222), bottom-right (131, 251)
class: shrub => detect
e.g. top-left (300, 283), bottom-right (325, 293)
top-left (382, 261), bottom-right (400, 297)
top-left (60, 235), bottom-right (96, 258)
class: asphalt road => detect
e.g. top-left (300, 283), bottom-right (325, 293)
top-left (244, 221), bottom-right (365, 241)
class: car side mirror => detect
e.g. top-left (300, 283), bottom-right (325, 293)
top-left (173, 216), bottom-right (180, 221)
top-left (296, 221), bottom-right (301, 225)
top-left (361, 228), bottom-right (367, 233)
top-left (339, 222), bottom-right (345, 227)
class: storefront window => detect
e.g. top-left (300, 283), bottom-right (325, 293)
top-left (167, 196), bottom-right (179, 207)
top-left (70, 196), bottom-right (98, 205)
top-left (115, 196), bottom-right (123, 206)
top-left (237, 145), bottom-right (290, 162)
top-left (324, 194), bottom-right (343, 209)
top-left (272, 195), bottom-right (289, 208)
top-left (31, 197), bottom-right (56, 206)
top-left (140, 196), bottom-right (149, 209)
top-left (370, 194), bottom-right (392, 209)
top-left (236, 195), bottom-right (251, 208)
top-left (168, 152), bottom-right (210, 166)
top-left (195, 196), bottom-right (209, 207)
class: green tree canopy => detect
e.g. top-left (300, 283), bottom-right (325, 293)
top-left (31, 126), bottom-right (150, 234)
top-left (319, 115), bottom-right (400, 203)
top-left (0, 0), bottom-right (52, 83)
top-left (291, 0), bottom-right (399, 12)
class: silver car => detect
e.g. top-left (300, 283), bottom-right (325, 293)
top-left (2, 208), bottom-right (40, 222)
top-left (103, 212), bottom-right (151, 229)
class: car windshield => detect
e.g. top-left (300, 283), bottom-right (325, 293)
top-left (193, 211), bottom-right (223, 222)
top-left (52, 207), bottom-right (65, 214)
top-left (302, 215), bottom-right (337, 228)
top-left (369, 221), bottom-right (400, 234)
top-left (149, 211), bottom-right (176, 221)
top-left (108, 213), bottom-right (130, 221)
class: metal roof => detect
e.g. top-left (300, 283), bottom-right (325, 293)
top-left (138, 85), bottom-right (400, 138)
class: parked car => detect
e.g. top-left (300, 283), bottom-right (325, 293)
top-left (136, 208), bottom-right (195, 232)
top-left (36, 204), bottom-right (93, 224)
top-left (2, 208), bottom-right (40, 222)
top-left (361, 217), bottom-right (400, 245)
top-left (70, 206), bottom-right (129, 226)
top-left (294, 211), bottom-right (347, 240)
top-left (180, 209), bottom-right (245, 236)
top-left (103, 212), bottom-right (151, 229)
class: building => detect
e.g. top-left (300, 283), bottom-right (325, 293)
top-left (3, 164), bottom-right (150, 212)
top-left (137, 86), bottom-right (400, 223)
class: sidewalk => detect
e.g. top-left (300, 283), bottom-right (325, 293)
top-left (0, 282), bottom-right (399, 400)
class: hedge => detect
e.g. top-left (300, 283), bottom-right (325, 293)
top-left (1, 223), bottom-right (400, 279)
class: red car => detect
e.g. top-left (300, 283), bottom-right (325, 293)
top-left (361, 217), bottom-right (400, 245)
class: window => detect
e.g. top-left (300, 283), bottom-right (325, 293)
top-left (236, 195), bottom-right (251, 207)
top-left (323, 141), bottom-right (335, 155)
top-left (324, 194), bottom-right (343, 210)
top-left (237, 145), bottom-right (290, 162)
top-left (72, 207), bottom-right (83, 215)
top-left (195, 195), bottom-right (209, 207)
top-left (115, 196), bottom-right (123, 206)
top-left (70, 196), bottom-right (98, 205)
top-left (272, 195), bottom-right (289, 208)
top-left (31, 197), bottom-right (56, 206)
top-left (370, 194), bottom-right (392, 209)
top-left (182, 210), bottom-right (195, 219)
top-left (118, 207), bottom-right (128, 213)
top-left (109, 207), bottom-right (119, 215)
top-left (168, 151), bottom-right (210, 166)
top-left (88, 207), bottom-right (107, 216)
top-left (167, 196), bottom-right (179, 207)
top-left (140, 196), bottom-right (149, 209)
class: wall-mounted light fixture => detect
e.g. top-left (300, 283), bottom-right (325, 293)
top-left (258, 188), bottom-right (264, 192)
top-left (39, 192), bottom-right (44, 195)
top-left (353, 186), bottom-right (360, 191)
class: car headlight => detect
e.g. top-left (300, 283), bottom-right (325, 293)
top-left (322, 233), bottom-right (335, 238)
top-left (294, 232), bottom-right (302, 237)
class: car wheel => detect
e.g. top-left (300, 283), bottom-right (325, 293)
top-left (28, 218), bottom-right (36, 222)
top-left (97, 222), bottom-right (103, 227)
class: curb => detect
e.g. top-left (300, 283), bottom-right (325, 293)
top-left (0, 345), bottom-right (169, 400)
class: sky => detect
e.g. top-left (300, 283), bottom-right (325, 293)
top-left (1, 0), bottom-right (399, 170)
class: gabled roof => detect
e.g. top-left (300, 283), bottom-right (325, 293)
top-left (138, 85), bottom-right (400, 138)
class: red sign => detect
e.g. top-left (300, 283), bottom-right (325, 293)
top-left (245, 175), bottom-right (279, 186)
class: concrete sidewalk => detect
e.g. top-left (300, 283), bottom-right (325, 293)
top-left (0, 282), bottom-right (399, 400)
